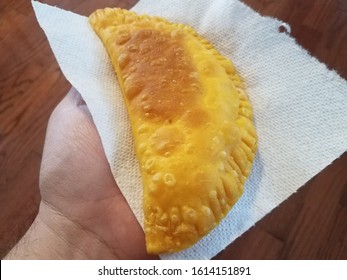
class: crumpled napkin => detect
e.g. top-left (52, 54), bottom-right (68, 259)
top-left (32, 0), bottom-right (347, 260)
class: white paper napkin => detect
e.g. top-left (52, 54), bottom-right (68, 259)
top-left (32, 0), bottom-right (347, 260)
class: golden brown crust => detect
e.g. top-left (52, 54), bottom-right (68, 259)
top-left (89, 8), bottom-right (257, 254)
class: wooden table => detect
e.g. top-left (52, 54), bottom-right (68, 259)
top-left (0, 0), bottom-right (346, 259)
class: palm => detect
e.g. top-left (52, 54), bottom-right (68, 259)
top-left (39, 89), bottom-right (154, 259)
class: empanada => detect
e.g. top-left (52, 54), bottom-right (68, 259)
top-left (89, 8), bottom-right (257, 254)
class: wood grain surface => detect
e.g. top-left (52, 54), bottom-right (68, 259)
top-left (0, 0), bottom-right (346, 259)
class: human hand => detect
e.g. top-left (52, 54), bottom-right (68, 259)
top-left (6, 88), bottom-right (156, 260)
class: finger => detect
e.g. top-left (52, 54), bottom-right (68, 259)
top-left (53, 87), bottom-right (92, 121)
top-left (68, 87), bottom-right (86, 106)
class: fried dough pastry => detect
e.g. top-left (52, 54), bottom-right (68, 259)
top-left (89, 8), bottom-right (257, 254)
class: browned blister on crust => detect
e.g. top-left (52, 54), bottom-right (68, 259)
top-left (89, 8), bottom-right (257, 254)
